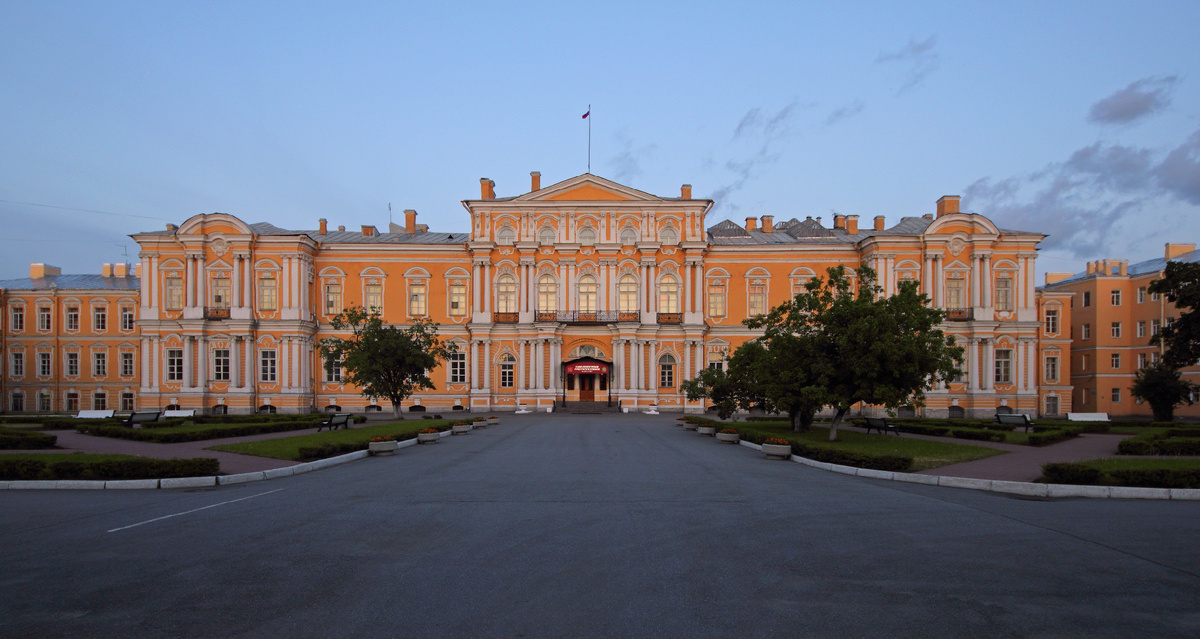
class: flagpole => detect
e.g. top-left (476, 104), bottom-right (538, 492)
top-left (587, 104), bottom-right (591, 174)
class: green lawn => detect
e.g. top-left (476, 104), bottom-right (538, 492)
top-left (714, 421), bottom-right (1004, 471)
top-left (209, 419), bottom-right (452, 460)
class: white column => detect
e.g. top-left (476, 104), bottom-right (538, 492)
top-left (1026, 256), bottom-right (1037, 309)
top-left (885, 256), bottom-right (895, 297)
top-left (598, 263), bottom-right (608, 312)
top-left (981, 339), bottom-right (992, 391)
top-left (649, 264), bottom-right (658, 314)
top-left (139, 256), bottom-right (150, 305)
top-left (185, 257), bottom-right (195, 308)
top-left (197, 337), bottom-right (207, 388)
top-left (518, 266), bottom-right (527, 314)
top-left (470, 340), bottom-right (479, 389)
top-left (243, 338), bottom-right (253, 390)
top-left (935, 256), bottom-right (944, 308)
top-left (197, 255), bottom-right (206, 308)
top-left (183, 337), bottom-right (193, 388)
top-left (967, 338), bottom-right (977, 392)
top-left (232, 256), bottom-right (241, 309)
top-left (683, 339), bottom-right (691, 383)
top-left (1016, 339), bottom-right (1025, 391)
top-left (483, 264), bottom-right (491, 314)
top-left (696, 341), bottom-right (704, 376)
top-left (472, 263), bottom-right (482, 311)
top-left (534, 340), bottom-right (543, 390)
top-left (568, 264), bottom-right (576, 311)
top-left (982, 256), bottom-right (992, 308)
top-left (300, 260), bottom-right (309, 317)
top-left (924, 257), bottom-right (934, 299)
top-left (549, 341), bottom-right (558, 391)
top-left (646, 341), bottom-right (657, 391)
top-left (695, 263), bottom-right (702, 313)
top-left (517, 340), bottom-right (526, 390)
top-left (292, 258), bottom-right (301, 311)
top-left (243, 256), bottom-right (252, 307)
top-left (971, 256), bottom-right (981, 308)
top-left (151, 338), bottom-right (159, 388)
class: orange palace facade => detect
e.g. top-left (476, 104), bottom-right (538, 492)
top-left (3, 173), bottom-right (1074, 417)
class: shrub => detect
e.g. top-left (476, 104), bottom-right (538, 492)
top-left (0, 458), bottom-right (48, 480)
top-left (76, 420), bottom-right (319, 443)
top-left (1042, 463), bottom-right (1102, 485)
top-left (0, 428), bottom-right (57, 449)
top-left (1025, 429), bottom-right (1081, 446)
top-left (1118, 429), bottom-right (1200, 455)
top-left (1041, 462), bottom-right (1200, 489)
top-left (297, 442), bottom-right (367, 461)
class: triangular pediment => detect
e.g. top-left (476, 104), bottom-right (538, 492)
top-left (515, 174), bottom-right (665, 203)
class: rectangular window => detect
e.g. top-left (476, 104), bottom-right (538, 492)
top-left (66, 392), bottom-right (79, 412)
top-left (1150, 291), bottom-right (1161, 302)
top-left (1137, 287), bottom-right (1147, 303)
top-left (324, 355), bottom-right (342, 383)
top-left (259, 276), bottom-right (277, 310)
top-left (408, 282), bottom-right (426, 316)
top-left (211, 276), bottom-right (231, 308)
top-left (39, 352), bottom-right (51, 376)
top-left (500, 361), bottom-right (514, 388)
top-left (1045, 395), bottom-right (1060, 416)
top-left (1137, 321), bottom-right (1146, 338)
top-left (708, 285), bottom-right (726, 318)
top-left (449, 283), bottom-right (466, 316)
top-left (121, 307), bottom-right (135, 331)
top-left (365, 283), bottom-right (383, 312)
top-left (995, 277), bottom-right (1013, 311)
top-left (1151, 352), bottom-right (1160, 365)
top-left (66, 306), bottom-right (79, 331)
top-left (1111, 388), bottom-right (1121, 403)
top-left (1044, 309), bottom-right (1058, 334)
top-left (660, 362), bottom-right (674, 388)
top-left (10, 306), bottom-right (23, 331)
top-left (165, 277), bottom-right (183, 310)
top-left (213, 349), bottom-right (230, 381)
top-left (1082, 291), bottom-right (1091, 307)
top-left (1081, 354), bottom-right (1088, 371)
top-left (946, 278), bottom-right (965, 309)
top-left (324, 282), bottom-right (342, 315)
top-left (748, 285), bottom-right (766, 316)
top-left (37, 306), bottom-right (51, 331)
top-left (93, 393), bottom-right (107, 411)
top-left (93, 352), bottom-right (107, 377)
top-left (449, 351), bottom-right (466, 384)
top-left (121, 392), bottom-right (135, 411)
top-left (93, 307), bottom-right (107, 332)
top-left (66, 352), bottom-right (79, 377)
top-left (11, 393), bottom-right (24, 412)
top-left (1111, 353), bottom-right (1121, 369)
top-left (1082, 324), bottom-right (1091, 339)
top-left (260, 350), bottom-right (277, 382)
top-left (38, 392), bottom-right (52, 412)
top-left (1151, 319), bottom-right (1161, 337)
top-left (1044, 356), bottom-right (1059, 382)
top-left (1138, 353), bottom-right (1147, 369)
top-left (1111, 322), bottom-right (1122, 338)
top-left (166, 349), bottom-right (183, 381)
top-left (708, 361), bottom-right (724, 372)
top-left (10, 352), bottom-right (24, 377)
top-left (994, 349), bottom-right (1012, 384)
top-left (121, 352), bottom-right (134, 377)
top-left (1111, 289), bottom-right (1121, 306)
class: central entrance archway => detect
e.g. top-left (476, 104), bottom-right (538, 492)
top-left (563, 357), bottom-right (611, 405)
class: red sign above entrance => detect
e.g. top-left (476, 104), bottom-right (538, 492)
top-left (566, 362), bottom-right (608, 374)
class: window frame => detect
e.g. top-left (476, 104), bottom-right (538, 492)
top-left (166, 349), bottom-right (183, 382)
top-left (994, 348), bottom-right (1013, 384)
top-left (260, 349), bottom-right (277, 383)
top-left (213, 349), bottom-right (231, 381)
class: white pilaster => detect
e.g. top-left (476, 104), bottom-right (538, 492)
top-left (197, 337), bottom-right (207, 388)
top-left (183, 337), bottom-right (193, 388)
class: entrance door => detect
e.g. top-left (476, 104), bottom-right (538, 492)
top-left (579, 375), bottom-right (595, 401)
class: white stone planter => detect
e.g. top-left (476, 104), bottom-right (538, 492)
top-left (716, 431), bottom-right (740, 444)
top-left (453, 424), bottom-right (472, 435)
top-left (696, 426), bottom-right (717, 436)
top-left (683, 422), bottom-right (699, 431)
top-left (487, 417), bottom-right (499, 426)
top-left (369, 440), bottom-right (398, 455)
top-left (762, 443), bottom-right (792, 460)
top-left (417, 432), bottom-right (440, 444)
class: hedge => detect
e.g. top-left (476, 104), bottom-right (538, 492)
top-left (1117, 429), bottom-right (1200, 456)
top-left (0, 457), bottom-right (219, 480)
top-left (721, 422), bottom-right (913, 472)
top-left (75, 420), bottom-right (322, 443)
top-left (0, 427), bottom-right (57, 449)
top-left (296, 442), bottom-right (368, 461)
top-left (1042, 462), bottom-right (1200, 489)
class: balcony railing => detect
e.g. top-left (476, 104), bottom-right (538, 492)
top-left (557, 311), bottom-right (619, 325)
top-left (657, 313), bottom-right (682, 325)
top-left (492, 312), bottom-right (519, 324)
top-left (204, 307), bottom-right (231, 320)
top-left (618, 312), bottom-right (640, 322)
top-left (535, 312), bottom-right (557, 323)
top-left (945, 308), bottom-right (973, 321)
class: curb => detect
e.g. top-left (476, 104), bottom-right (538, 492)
top-left (0, 429), bottom-right (460, 491)
top-left (735, 438), bottom-right (1199, 500)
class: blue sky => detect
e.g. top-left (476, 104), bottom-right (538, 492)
top-left (1, 1), bottom-right (1197, 281)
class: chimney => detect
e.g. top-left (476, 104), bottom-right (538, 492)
top-left (480, 177), bottom-right (495, 199)
top-left (745, 217), bottom-right (758, 232)
top-left (834, 214), bottom-right (846, 230)
top-left (531, 171), bottom-right (541, 191)
top-left (101, 263), bottom-right (113, 277)
top-left (1118, 261), bottom-right (1127, 276)
top-left (404, 209), bottom-right (418, 234)
top-left (874, 215), bottom-right (886, 231)
top-left (923, 213), bottom-right (934, 221)
top-left (761, 215), bottom-right (774, 233)
top-left (318, 218), bottom-right (327, 235)
top-left (1165, 243), bottom-right (1196, 260)
top-left (846, 215), bottom-right (859, 234)
top-left (165, 224), bottom-right (177, 232)
top-left (361, 225), bottom-right (377, 237)
top-left (1086, 262), bottom-right (1096, 275)
top-left (337, 225), bottom-right (346, 232)
top-left (681, 184), bottom-right (692, 199)
top-left (936, 195), bottom-right (960, 218)
top-left (30, 263), bottom-right (61, 279)
top-left (1045, 272), bottom-right (1073, 285)
top-left (134, 262), bottom-right (142, 277)
top-left (114, 263), bottom-right (128, 277)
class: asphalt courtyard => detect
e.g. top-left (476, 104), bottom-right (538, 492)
top-left (3, 413), bottom-right (1199, 638)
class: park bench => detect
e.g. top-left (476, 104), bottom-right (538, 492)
top-left (120, 411), bottom-right (162, 428)
top-left (317, 413), bottom-right (351, 432)
top-left (863, 416), bottom-right (900, 436)
top-left (995, 412), bottom-right (1035, 432)
top-left (163, 409), bottom-right (195, 418)
top-left (1067, 412), bottom-right (1110, 422)
top-left (75, 410), bottom-right (115, 419)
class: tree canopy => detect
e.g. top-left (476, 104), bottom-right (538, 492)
top-left (686, 265), bottom-right (963, 440)
top-left (1130, 362), bottom-right (1196, 422)
top-left (1149, 260), bottom-right (1200, 369)
top-left (318, 307), bottom-right (455, 418)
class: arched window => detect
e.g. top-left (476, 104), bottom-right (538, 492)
top-left (659, 274), bottom-right (679, 313)
top-left (496, 226), bottom-right (515, 245)
top-left (495, 275), bottom-right (516, 313)
top-left (620, 227), bottom-right (638, 245)
top-left (578, 226), bottom-right (596, 246)
top-left (659, 226), bottom-right (678, 244)
top-left (619, 274), bottom-right (639, 313)
top-left (539, 226), bottom-right (556, 245)
top-left (659, 354), bottom-right (676, 388)
top-left (537, 275), bottom-right (557, 312)
top-left (578, 275), bottom-right (597, 313)
top-left (499, 353), bottom-right (516, 388)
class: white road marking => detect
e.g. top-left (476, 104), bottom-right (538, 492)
top-left (106, 489), bottom-right (284, 533)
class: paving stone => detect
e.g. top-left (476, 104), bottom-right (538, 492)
top-left (989, 480), bottom-right (1049, 498)
top-left (1109, 486), bottom-right (1170, 500)
top-left (937, 476), bottom-right (992, 491)
top-left (218, 472), bottom-right (265, 485)
top-left (105, 479), bottom-right (160, 489)
top-left (160, 476), bottom-right (217, 489)
top-left (893, 472), bottom-right (939, 485)
top-left (855, 468), bottom-right (895, 481)
top-left (1047, 484), bottom-right (1110, 499)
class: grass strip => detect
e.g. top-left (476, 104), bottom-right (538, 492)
top-left (209, 420), bottom-right (453, 461)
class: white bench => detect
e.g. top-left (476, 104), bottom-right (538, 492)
top-left (515, 404), bottom-right (532, 414)
top-left (163, 409), bottom-right (196, 418)
top-left (75, 410), bottom-right (114, 419)
top-left (1067, 412), bottom-right (1110, 422)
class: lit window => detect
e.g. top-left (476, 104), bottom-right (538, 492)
top-left (364, 283), bottom-right (383, 312)
top-left (658, 275), bottom-right (679, 314)
top-left (537, 275), bottom-right (556, 313)
top-left (748, 284), bottom-right (766, 316)
top-left (708, 283), bottom-right (726, 318)
top-left (212, 276), bottom-right (231, 308)
top-left (1137, 287), bottom-right (1146, 303)
top-left (449, 283), bottom-right (467, 316)
top-left (1137, 321), bottom-right (1146, 338)
top-left (408, 282), bottom-right (426, 316)
top-left (946, 279), bottom-right (965, 309)
top-left (258, 275), bottom-right (277, 310)
top-left (994, 349), bottom-right (1012, 383)
top-left (495, 275), bottom-right (516, 313)
top-left (166, 349), bottom-right (183, 381)
top-left (659, 354), bottom-right (675, 387)
top-left (1044, 356), bottom-right (1059, 382)
top-left (995, 277), bottom-right (1013, 311)
top-left (619, 275), bottom-right (638, 313)
top-left (578, 275), bottom-right (597, 313)
top-left (324, 281), bottom-right (342, 315)
top-left (165, 277), bottom-right (183, 310)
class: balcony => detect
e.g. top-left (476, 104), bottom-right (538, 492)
top-left (657, 313), bottom-right (682, 325)
top-left (945, 308), bottom-right (973, 321)
top-left (618, 312), bottom-right (640, 323)
top-left (204, 307), bottom-right (231, 320)
top-left (557, 311), bottom-right (619, 325)
top-left (492, 312), bottom-right (519, 324)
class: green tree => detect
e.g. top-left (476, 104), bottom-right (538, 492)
top-left (318, 307), bottom-right (455, 419)
top-left (745, 265), bottom-right (963, 441)
top-left (1131, 362), bottom-right (1196, 422)
top-left (1149, 261), bottom-right (1200, 369)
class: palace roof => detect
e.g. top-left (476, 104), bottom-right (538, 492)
top-left (0, 274), bottom-right (140, 292)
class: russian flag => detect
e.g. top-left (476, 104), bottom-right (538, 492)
top-left (582, 109), bottom-right (590, 119)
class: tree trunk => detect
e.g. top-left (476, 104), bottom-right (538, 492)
top-left (391, 399), bottom-right (404, 420)
top-left (791, 409), bottom-right (814, 432)
top-left (828, 407), bottom-right (848, 441)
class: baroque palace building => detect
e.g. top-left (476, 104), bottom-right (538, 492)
top-left (3, 173), bottom-right (1074, 417)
